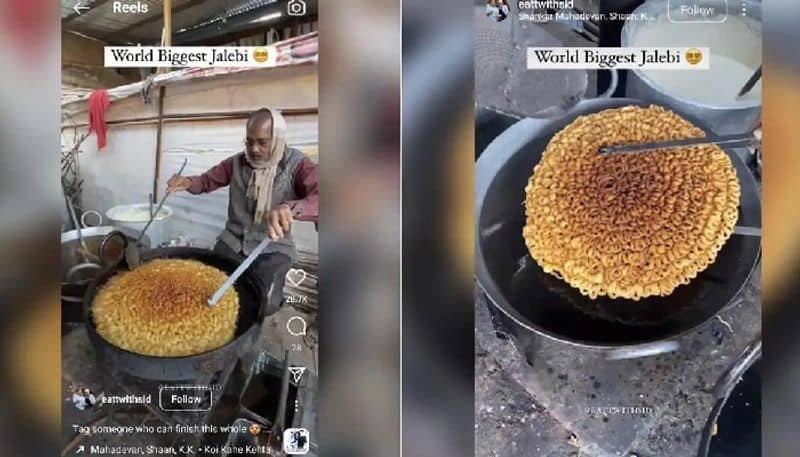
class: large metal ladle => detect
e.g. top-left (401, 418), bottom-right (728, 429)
top-left (124, 158), bottom-right (188, 269)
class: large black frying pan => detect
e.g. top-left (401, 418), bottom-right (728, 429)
top-left (475, 98), bottom-right (760, 351)
top-left (83, 247), bottom-right (265, 381)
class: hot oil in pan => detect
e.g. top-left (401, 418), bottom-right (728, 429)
top-left (508, 190), bottom-right (754, 344)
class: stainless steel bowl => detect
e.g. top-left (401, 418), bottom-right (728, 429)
top-left (61, 226), bottom-right (148, 307)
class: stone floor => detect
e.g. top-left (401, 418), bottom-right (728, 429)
top-left (476, 339), bottom-right (578, 457)
top-left (475, 266), bottom-right (761, 457)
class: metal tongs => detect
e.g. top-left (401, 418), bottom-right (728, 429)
top-left (124, 158), bottom-right (188, 268)
top-left (597, 133), bottom-right (762, 237)
top-left (598, 132), bottom-right (759, 155)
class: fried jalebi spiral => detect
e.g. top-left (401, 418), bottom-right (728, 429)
top-left (92, 259), bottom-right (240, 356)
top-left (523, 105), bottom-right (740, 300)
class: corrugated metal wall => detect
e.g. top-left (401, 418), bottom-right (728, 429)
top-left (61, 65), bottom-right (318, 252)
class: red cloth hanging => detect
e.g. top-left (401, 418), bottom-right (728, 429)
top-left (88, 90), bottom-right (111, 149)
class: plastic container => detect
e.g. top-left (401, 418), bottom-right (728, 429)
top-left (105, 203), bottom-right (173, 248)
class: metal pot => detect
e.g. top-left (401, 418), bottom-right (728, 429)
top-left (475, 98), bottom-right (761, 358)
top-left (697, 339), bottom-right (761, 456)
top-left (105, 203), bottom-right (173, 248)
top-left (83, 247), bottom-right (265, 381)
top-left (475, 108), bottom-right (518, 159)
top-left (621, 0), bottom-right (762, 134)
top-left (61, 226), bottom-right (147, 301)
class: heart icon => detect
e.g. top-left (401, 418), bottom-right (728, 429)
top-left (286, 268), bottom-right (307, 287)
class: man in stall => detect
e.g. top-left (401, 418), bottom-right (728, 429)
top-left (167, 108), bottom-right (318, 313)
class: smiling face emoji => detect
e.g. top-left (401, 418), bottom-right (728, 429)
top-left (685, 48), bottom-right (703, 65)
top-left (249, 423), bottom-right (261, 436)
top-left (253, 48), bottom-right (269, 63)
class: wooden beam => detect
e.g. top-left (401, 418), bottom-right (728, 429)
top-left (61, 108), bottom-right (319, 130)
top-left (66, 30), bottom-right (139, 46)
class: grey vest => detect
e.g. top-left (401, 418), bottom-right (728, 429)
top-left (218, 148), bottom-right (304, 259)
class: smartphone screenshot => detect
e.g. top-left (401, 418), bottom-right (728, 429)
top-left (61, 1), bottom-right (318, 455)
top-left (475, 1), bottom-right (761, 456)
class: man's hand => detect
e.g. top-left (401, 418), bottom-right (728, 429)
top-left (167, 175), bottom-right (192, 192)
top-left (267, 204), bottom-right (293, 240)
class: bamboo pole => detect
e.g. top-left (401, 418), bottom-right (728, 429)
top-left (152, 86), bottom-right (166, 202)
top-left (163, 0), bottom-right (172, 46)
top-left (151, 0), bottom-right (173, 198)
top-left (159, 0), bottom-right (173, 75)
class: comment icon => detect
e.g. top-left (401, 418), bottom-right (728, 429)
top-left (286, 316), bottom-right (307, 336)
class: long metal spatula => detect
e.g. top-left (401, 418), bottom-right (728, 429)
top-left (125, 158), bottom-right (188, 269)
top-left (598, 132), bottom-right (757, 155)
top-left (207, 237), bottom-right (272, 306)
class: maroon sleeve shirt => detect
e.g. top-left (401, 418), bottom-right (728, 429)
top-left (187, 154), bottom-right (319, 223)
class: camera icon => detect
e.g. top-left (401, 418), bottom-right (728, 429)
top-left (287, 0), bottom-right (307, 16)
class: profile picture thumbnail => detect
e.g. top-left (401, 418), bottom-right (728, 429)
top-left (71, 387), bottom-right (96, 411)
top-left (485, 0), bottom-right (510, 22)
